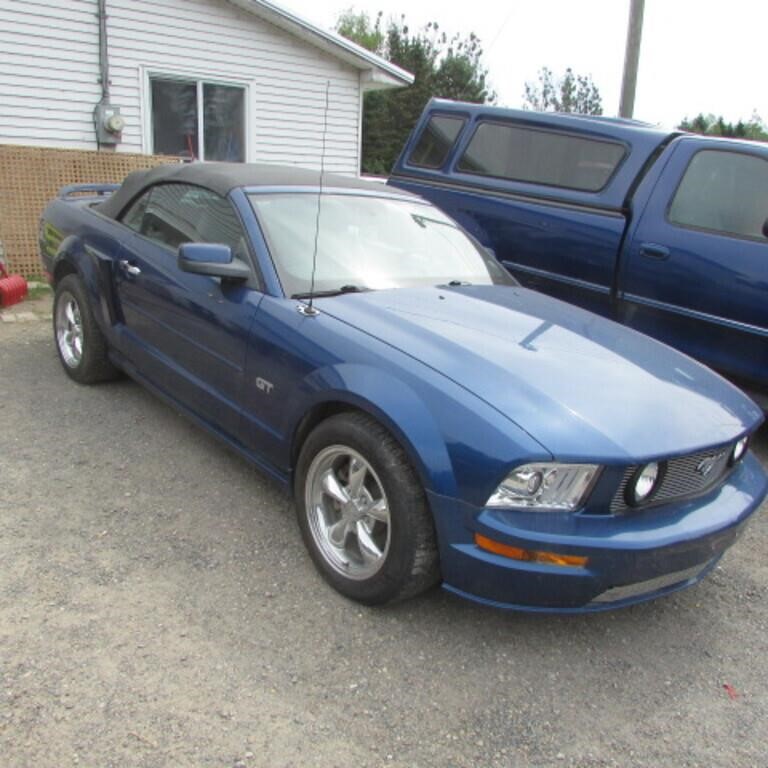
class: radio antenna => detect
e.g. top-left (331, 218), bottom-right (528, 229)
top-left (303, 79), bottom-right (331, 317)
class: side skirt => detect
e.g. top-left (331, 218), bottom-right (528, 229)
top-left (109, 348), bottom-right (292, 491)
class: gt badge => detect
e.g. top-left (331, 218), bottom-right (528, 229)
top-left (255, 377), bottom-right (274, 394)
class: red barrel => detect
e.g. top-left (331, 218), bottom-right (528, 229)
top-left (0, 264), bottom-right (28, 308)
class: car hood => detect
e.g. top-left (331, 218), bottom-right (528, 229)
top-left (318, 285), bottom-right (762, 461)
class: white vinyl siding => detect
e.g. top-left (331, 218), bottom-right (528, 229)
top-left (0, 0), bottom-right (363, 174)
top-left (0, 0), bottom-right (102, 149)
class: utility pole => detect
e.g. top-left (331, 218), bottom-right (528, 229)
top-left (619, 0), bottom-right (645, 118)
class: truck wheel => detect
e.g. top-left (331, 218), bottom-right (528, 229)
top-left (295, 412), bottom-right (440, 605)
top-left (53, 274), bottom-right (118, 384)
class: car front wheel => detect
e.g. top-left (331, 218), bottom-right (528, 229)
top-left (295, 412), bottom-right (440, 605)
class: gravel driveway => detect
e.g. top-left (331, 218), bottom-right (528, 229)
top-left (1, 306), bottom-right (766, 768)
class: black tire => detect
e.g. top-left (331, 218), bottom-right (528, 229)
top-left (53, 274), bottom-right (119, 384)
top-left (294, 411), bottom-right (440, 605)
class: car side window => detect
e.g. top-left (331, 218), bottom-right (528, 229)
top-left (668, 150), bottom-right (768, 241)
top-left (121, 183), bottom-right (248, 253)
top-left (120, 190), bottom-right (152, 233)
top-left (140, 184), bottom-right (194, 248)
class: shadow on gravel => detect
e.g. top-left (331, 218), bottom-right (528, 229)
top-left (86, 374), bottom-right (768, 644)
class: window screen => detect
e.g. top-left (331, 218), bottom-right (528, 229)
top-left (150, 77), bottom-right (245, 161)
top-left (203, 84), bottom-right (245, 162)
top-left (669, 150), bottom-right (768, 240)
top-left (131, 184), bottom-right (245, 251)
top-left (408, 115), bottom-right (466, 168)
top-left (151, 79), bottom-right (199, 159)
top-left (457, 122), bottom-right (626, 191)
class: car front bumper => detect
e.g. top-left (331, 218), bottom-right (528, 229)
top-left (428, 452), bottom-right (767, 613)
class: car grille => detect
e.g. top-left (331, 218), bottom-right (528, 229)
top-left (591, 561), bottom-right (712, 603)
top-left (609, 444), bottom-right (734, 514)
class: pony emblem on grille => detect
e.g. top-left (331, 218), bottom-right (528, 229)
top-left (696, 453), bottom-right (723, 477)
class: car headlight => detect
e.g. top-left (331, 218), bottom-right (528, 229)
top-left (487, 463), bottom-right (600, 510)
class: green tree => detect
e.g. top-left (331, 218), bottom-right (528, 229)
top-left (336, 9), bottom-right (384, 53)
top-left (523, 67), bottom-right (603, 115)
top-left (336, 10), bottom-right (495, 174)
top-left (678, 112), bottom-right (768, 142)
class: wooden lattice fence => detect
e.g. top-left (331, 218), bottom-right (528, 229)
top-left (0, 145), bottom-right (178, 278)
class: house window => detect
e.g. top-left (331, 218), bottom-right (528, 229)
top-left (150, 77), bottom-right (246, 162)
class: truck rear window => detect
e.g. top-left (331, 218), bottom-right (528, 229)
top-left (408, 115), bottom-right (466, 169)
top-left (457, 122), bottom-right (626, 192)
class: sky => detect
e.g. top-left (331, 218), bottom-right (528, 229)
top-left (279, 0), bottom-right (768, 128)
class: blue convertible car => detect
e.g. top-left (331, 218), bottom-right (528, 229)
top-left (40, 163), bottom-right (767, 612)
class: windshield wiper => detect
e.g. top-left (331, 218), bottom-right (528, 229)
top-left (411, 214), bottom-right (458, 230)
top-left (291, 285), bottom-right (369, 300)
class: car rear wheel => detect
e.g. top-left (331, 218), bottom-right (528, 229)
top-left (53, 274), bottom-right (118, 384)
top-left (295, 412), bottom-right (440, 605)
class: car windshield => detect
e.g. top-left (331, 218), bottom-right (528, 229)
top-left (248, 192), bottom-right (514, 297)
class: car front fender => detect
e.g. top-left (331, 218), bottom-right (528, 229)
top-left (295, 362), bottom-right (456, 498)
top-left (292, 362), bottom-right (551, 504)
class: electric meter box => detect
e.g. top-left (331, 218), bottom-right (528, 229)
top-left (94, 102), bottom-right (125, 145)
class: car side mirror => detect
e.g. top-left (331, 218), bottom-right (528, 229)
top-left (763, 217), bottom-right (768, 240)
top-left (178, 243), bottom-right (250, 281)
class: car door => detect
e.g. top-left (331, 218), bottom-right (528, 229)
top-left (113, 182), bottom-right (262, 440)
top-left (618, 142), bottom-right (768, 386)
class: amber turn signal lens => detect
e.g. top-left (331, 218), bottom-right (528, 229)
top-left (474, 533), bottom-right (588, 567)
top-left (534, 551), bottom-right (589, 567)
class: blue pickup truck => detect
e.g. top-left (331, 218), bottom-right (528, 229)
top-left (389, 99), bottom-right (768, 397)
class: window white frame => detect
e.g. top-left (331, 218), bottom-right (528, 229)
top-left (140, 66), bottom-right (251, 161)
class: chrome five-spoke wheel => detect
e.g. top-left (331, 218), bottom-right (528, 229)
top-left (296, 412), bottom-right (439, 604)
top-left (52, 274), bottom-right (118, 384)
top-left (55, 291), bottom-right (84, 369)
top-left (305, 445), bottom-right (391, 580)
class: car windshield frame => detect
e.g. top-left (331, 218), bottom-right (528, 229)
top-left (246, 189), bottom-right (515, 298)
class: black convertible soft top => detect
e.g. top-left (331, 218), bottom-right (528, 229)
top-left (97, 162), bottom-right (410, 219)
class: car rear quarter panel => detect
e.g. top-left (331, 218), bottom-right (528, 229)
top-left (41, 199), bottom-right (124, 327)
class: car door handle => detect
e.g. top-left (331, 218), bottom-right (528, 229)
top-left (639, 243), bottom-right (670, 260)
top-left (119, 259), bottom-right (141, 276)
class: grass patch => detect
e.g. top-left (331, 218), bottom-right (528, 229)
top-left (20, 274), bottom-right (52, 302)
top-left (26, 283), bottom-right (52, 302)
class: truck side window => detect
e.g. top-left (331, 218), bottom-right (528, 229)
top-left (457, 122), bottom-right (625, 192)
top-left (409, 115), bottom-right (466, 169)
top-left (668, 150), bottom-right (768, 241)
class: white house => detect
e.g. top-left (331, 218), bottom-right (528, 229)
top-left (0, 0), bottom-right (412, 174)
